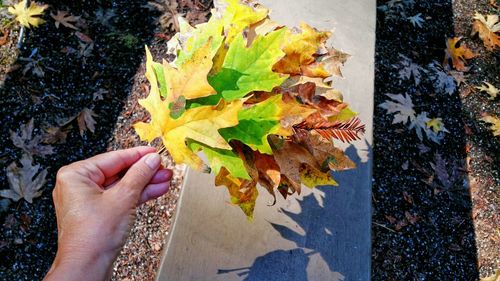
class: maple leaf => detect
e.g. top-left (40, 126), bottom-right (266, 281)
top-left (378, 93), bottom-right (416, 125)
top-left (273, 23), bottom-right (332, 77)
top-left (77, 108), bottom-right (97, 136)
top-left (10, 118), bottom-right (54, 156)
top-left (210, 0), bottom-right (269, 73)
top-left (471, 13), bottom-right (500, 50)
top-left (188, 140), bottom-right (250, 179)
top-left (476, 82), bottom-right (499, 100)
top-left (481, 115), bottom-right (500, 136)
top-left (443, 37), bottom-right (477, 71)
top-left (429, 62), bottom-right (456, 95)
top-left (296, 133), bottom-right (356, 171)
top-left (8, 0), bottom-right (47, 28)
top-left (51, 10), bottom-right (80, 30)
top-left (410, 112), bottom-right (447, 143)
top-left (215, 167), bottom-right (258, 219)
top-left (174, 16), bottom-right (224, 66)
top-left (219, 94), bottom-right (315, 154)
top-left (150, 39), bottom-right (216, 103)
top-left (303, 47), bottom-right (350, 78)
top-left (206, 28), bottom-right (288, 103)
top-left (396, 54), bottom-right (427, 86)
top-left (253, 151), bottom-right (281, 198)
top-left (0, 154), bottom-right (47, 203)
top-left (269, 136), bottom-right (333, 194)
top-left (426, 118), bottom-right (445, 133)
top-left (42, 126), bottom-right (69, 144)
top-left (407, 13), bottom-right (424, 28)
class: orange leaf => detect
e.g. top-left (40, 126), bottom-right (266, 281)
top-left (443, 37), bottom-right (477, 71)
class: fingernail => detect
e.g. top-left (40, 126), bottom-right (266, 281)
top-left (145, 153), bottom-right (161, 170)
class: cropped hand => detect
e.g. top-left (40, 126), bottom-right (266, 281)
top-left (44, 146), bottom-right (172, 281)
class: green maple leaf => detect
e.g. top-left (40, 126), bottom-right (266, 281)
top-left (220, 95), bottom-right (283, 154)
top-left (188, 140), bottom-right (250, 180)
top-left (192, 28), bottom-right (288, 106)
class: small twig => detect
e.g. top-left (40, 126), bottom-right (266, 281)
top-left (373, 222), bottom-right (397, 233)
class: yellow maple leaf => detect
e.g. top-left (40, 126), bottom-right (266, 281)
top-left (481, 115), bottom-right (500, 136)
top-left (8, 0), bottom-right (48, 28)
top-left (472, 13), bottom-right (500, 50)
top-left (160, 39), bottom-right (216, 102)
top-left (134, 48), bottom-right (243, 170)
top-left (273, 23), bottom-right (331, 76)
top-left (443, 37), bottom-right (477, 71)
top-left (426, 118), bottom-right (445, 133)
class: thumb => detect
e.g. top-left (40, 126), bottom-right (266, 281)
top-left (117, 153), bottom-right (161, 202)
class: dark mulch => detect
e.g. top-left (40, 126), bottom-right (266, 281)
top-left (373, 0), bottom-right (499, 280)
top-left (0, 0), bottom-right (160, 279)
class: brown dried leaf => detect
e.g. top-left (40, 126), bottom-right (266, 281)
top-left (51, 10), bottom-right (80, 30)
top-left (0, 29), bottom-right (9, 46)
top-left (42, 126), bottom-right (69, 144)
top-left (270, 136), bottom-right (320, 194)
top-left (471, 13), bottom-right (500, 50)
top-left (254, 151), bottom-right (281, 194)
top-left (0, 154), bottom-right (47, 203)
top-left (77, 108), bottom-right (98, 136)
top-left (10, 119), bottom-right (54, 157)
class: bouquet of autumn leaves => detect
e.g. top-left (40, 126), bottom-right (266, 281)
top-left (133, 0), bottom-right (365, 218)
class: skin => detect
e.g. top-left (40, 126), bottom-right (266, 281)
top-left (44, 146), bottom-right (172, 281)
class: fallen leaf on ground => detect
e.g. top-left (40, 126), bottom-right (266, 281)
top-left (443, 37), bottom-right (477, 71)
top-left (77, 108), bottom-right (98, 136)
top-left (471, 13), bottom-right (500, 50)
top-left (426, 118), bottom-right (445, 133)
top-left (476, 82), bottom-right (499, 100)
top-left (0, 29), bottom-right (9, 46)
top-left (8, 0), bottom-right (48, 28)
top-left (378, 93), bottom-right (416, 125)
top-left (480, 269), bottom-right (500, 281)
top-left (148, 0), bottom-right (182, 32)
top-left (42, 126), bottom-right (69, 144)
top-left (10, 118), bottom-right (54, 157)
top-left (51, 10), bottom-right (80, 30)
top-left (0, 154), bottom-right (47, 203)
top-left (481, 115), bottom-right (500, 136)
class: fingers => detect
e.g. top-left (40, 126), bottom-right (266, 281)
top-left (138, 181), bottom-right (171, 205)
top-left (149, 169), bottom-right (173, 184)
top-left (104, 168), bottom-right (172, 190)
top-left (86, 146), bottom-right (156, 182)
top-left (116, 153), bottom-right (161, 202)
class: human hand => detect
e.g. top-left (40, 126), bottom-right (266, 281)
top-left (44, 146), bottom-right (172, 281)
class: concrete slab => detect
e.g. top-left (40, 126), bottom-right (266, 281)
top-left (156, 0), bottom-right (375, 280)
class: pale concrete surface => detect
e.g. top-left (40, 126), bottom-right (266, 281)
top-left (156, 0), bottom-right (375, 280)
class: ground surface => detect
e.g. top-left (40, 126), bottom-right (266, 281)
top-left (373, 0), bottom-right (499, 280)
top-left (0, 0), bottom-right (498, 280)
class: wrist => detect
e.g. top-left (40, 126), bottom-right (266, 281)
top-left (45, 245), bottom-right (116, 281)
